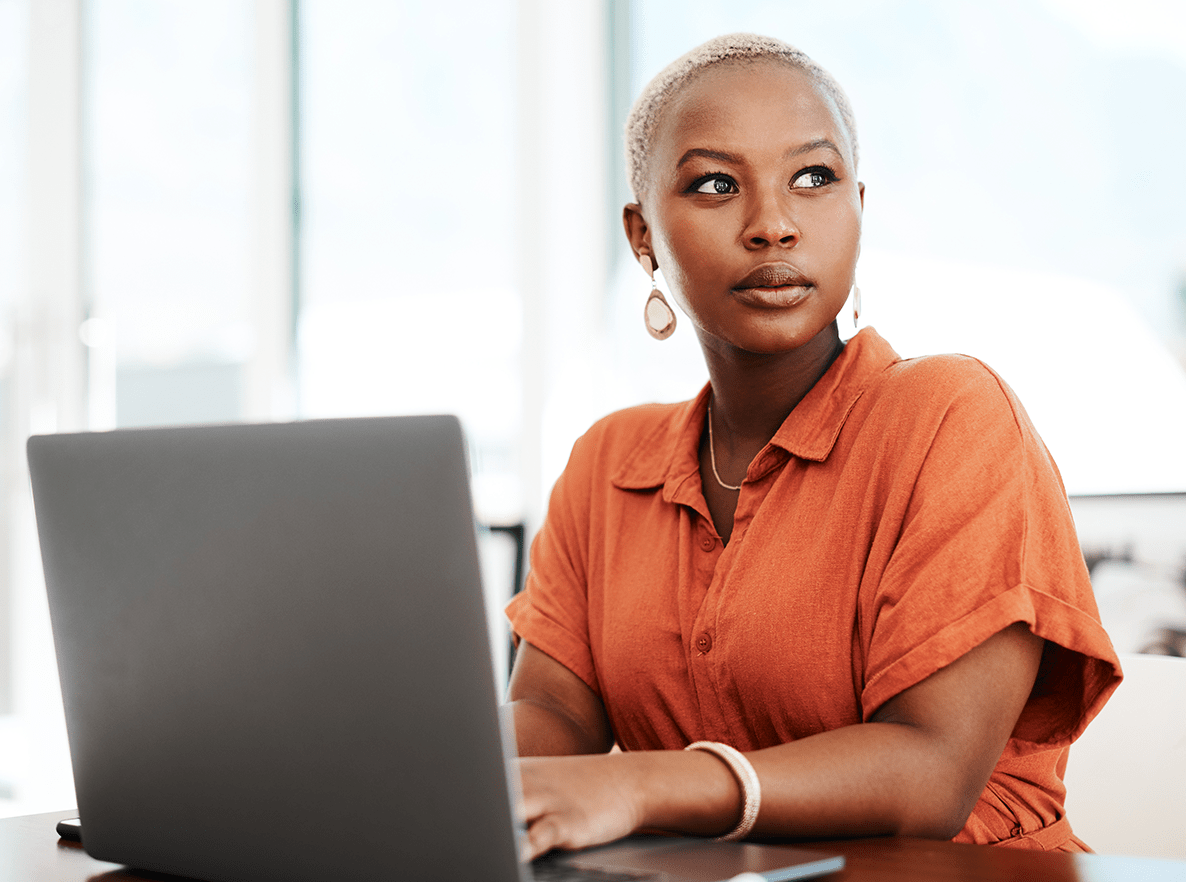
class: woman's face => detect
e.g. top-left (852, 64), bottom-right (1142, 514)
top-left (628, 60), bottom-right (864, 356)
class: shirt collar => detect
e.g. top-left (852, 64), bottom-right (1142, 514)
top-left (611, 328), bottom-right (900, 498)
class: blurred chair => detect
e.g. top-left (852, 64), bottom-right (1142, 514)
top-left (1063, 652), bottom-right (1186, 859)
top-left (489, 522), bottom-right (527, 681)
top-left (485, 522), bottom-right (527, 600)
top-left (477, 521), bottom-right (528, 684)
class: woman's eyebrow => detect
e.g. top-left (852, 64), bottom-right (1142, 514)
top-left (676, 139), bottom-right (843, 170)
top-left (676, 147), bottom-right (741, 168)
top-left (787, 138), bottom-right (843, 159)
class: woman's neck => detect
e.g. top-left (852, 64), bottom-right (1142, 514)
top-left (701, 322), bottom-right (846, 452)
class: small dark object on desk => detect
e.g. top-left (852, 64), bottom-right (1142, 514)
top-left (56, 817), bottom-right (82, 843)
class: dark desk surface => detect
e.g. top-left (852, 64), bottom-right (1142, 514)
top-left (4, 811), bottom-right (1185, 882)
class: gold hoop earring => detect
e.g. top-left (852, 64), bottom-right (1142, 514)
top-left (640, 254), bottom-right (676, 340)
top-left (852, 284), bottom-right (862, 328)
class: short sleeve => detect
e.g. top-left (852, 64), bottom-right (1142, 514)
top-left (505, 431), bottom-right (602, 696)
top-left (859, 359), bottom-right (1121, 749)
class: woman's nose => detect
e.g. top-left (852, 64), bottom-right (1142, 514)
top-left (742, 191), bottom-right (799, 249)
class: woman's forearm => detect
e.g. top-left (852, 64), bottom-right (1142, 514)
top-left (751, 722), bottom-right (971, 839)
top-left (627, 721), bottom-right (968, 841)
top-left (519, 720), bottom-right (971, 860)
top-left (515, 628), bottom-right (1040, 856)
top-left (639, 625), bottom-right (1043, 841)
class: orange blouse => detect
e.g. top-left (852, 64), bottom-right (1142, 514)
top-left (507, 328), bottom-right (1121, 850)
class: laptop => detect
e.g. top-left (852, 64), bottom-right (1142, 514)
top-left (28, 415), bottom-right (844, 882)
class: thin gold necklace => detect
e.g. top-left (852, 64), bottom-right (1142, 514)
top-left (706, 402), bottom-right (742, 491)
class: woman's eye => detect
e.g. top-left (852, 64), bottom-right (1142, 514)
top-left (790, 167), bottom-right (836, 189)
top-left (692, 175), bottom-right (737, 195)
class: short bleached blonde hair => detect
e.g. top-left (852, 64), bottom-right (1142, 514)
top-left (624, 33), bottom-right (859, 200)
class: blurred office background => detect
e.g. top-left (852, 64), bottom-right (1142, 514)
top-left (1, 0), bottom-right (1185, 815)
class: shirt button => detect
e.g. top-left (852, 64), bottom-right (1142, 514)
top-left (700, 536), bottom-right (715, 551)
top-left (695, 632), bottom-right (713, 653)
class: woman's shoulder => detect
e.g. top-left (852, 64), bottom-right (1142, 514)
top-left (884, 350), bottom-right (1011, 395)
top-left (584, 400), bottom-right (690, 438)
top-left (559, 397), bottom-right (699, 485)
top-left (875, 350), bottom-right (1027, 425)
top-left (843, 347), bottom-right (1042, 459)
top-left (574, 399), bottom-right (691, 457)
top-left (840, 331), bottom-right (1022, 421)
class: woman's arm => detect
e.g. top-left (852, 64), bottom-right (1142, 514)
top-left (507, 641), bottom-right (615, 757)
top-left (514, 623), bottom-right (1043, 859)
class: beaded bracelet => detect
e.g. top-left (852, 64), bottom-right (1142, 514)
top-left (684, 740), bottom-right (761, 841)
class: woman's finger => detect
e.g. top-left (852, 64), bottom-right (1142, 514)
top-left (528, 814), bottom-right (571, 861)
top-left (515, 754), bottom-right (643, 859)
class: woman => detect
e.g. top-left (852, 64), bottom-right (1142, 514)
top-left (506, 33), bottom-right (1120, 858)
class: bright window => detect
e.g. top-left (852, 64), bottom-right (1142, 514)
top-left (89, 0), bottom-right (253, 428)
top-left (298, 0), bottom-right (521, 522)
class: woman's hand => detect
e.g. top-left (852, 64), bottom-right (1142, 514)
top-left (517, 754), bottom-right (646, 860)
top-left (517, 750), bottom-right (745, 860)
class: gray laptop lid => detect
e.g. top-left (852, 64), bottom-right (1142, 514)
top-left (29, 416), bottom-right (525, 882)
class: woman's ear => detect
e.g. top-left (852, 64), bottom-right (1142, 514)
top-left (622, 203), bottom-right (654, 268)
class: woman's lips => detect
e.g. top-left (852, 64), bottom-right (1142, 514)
top-left (732, 264), bottom-right (813, 307)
